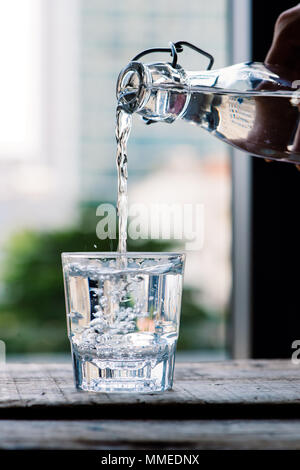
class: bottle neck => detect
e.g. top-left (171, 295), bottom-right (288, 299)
top-left (116, 61), bottom-right (191, 123)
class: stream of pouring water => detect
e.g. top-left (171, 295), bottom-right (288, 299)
top-left (115, 106), bottom-right (132, 254)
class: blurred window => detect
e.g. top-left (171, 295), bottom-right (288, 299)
top-left (0, 0), bottom-right (42, 159)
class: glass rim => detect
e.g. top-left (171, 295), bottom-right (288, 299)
top-left (62, 251), bottom-right (186, 259)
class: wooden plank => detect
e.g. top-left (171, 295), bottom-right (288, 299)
top-left (1, 360), bottom-right (300, 419)
top-left (1, 419), bottom-right (300, 450)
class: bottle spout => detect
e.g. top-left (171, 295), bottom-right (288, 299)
top-left (116, 41), bottom-right (215, 121)
top-left (116, 62), bottom-right (149, 114)
top-left (116, 60), bottom-right (190, 123)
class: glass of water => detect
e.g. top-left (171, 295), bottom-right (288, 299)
top-left (62, 252), bottom-right (185, 393)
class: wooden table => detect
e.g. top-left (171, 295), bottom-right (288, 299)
top-left (1, 360), bottom-right (300, 450)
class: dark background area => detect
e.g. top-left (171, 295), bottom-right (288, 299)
top-left (251, 0), bottom-right (300, 358)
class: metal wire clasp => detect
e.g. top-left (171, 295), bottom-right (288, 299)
top-left (132, 40), bottom-right (214, 70)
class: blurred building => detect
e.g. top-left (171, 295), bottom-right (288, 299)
top-left (80, 0), bottom-right (231, 340)
top-left (80, 0), bottom-right (229, 201)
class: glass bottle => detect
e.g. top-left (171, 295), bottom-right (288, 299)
top-left (116, 60), bottom-right (300, 162)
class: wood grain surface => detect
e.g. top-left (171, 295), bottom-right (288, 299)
top-left (1, 360), bottom-right (300, 419)
top-left (1, 360), bottom-right (300, 449)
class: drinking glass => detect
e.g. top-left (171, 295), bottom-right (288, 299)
top-left (62, 252), bottom-right (185, 393)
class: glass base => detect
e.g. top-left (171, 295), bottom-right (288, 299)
top-left (72, 350), bottom-right (176, 393)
